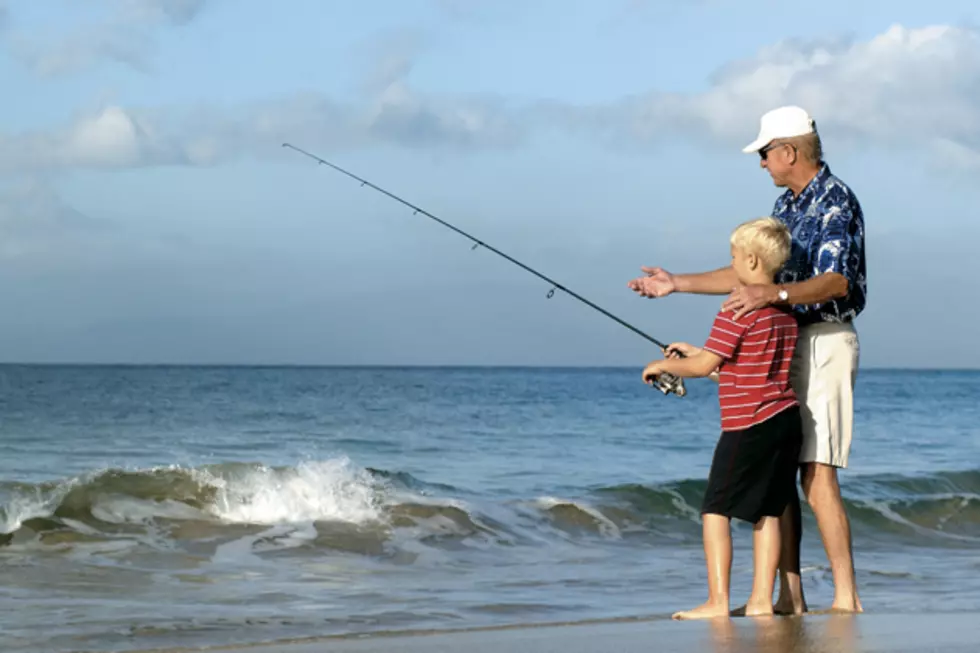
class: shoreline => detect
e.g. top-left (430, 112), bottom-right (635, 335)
top-left (128, 611), bottom-right (980, 653)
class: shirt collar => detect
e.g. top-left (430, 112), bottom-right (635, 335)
top-left (784, 162), bottom-right (831, 205)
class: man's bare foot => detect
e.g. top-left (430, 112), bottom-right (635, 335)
top-left (672, 601), bottom-right (730, 620)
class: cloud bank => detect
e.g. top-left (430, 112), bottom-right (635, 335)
top-left (2, 23), bottom-right (978, 176)
top-left (578, 24), bottom-right (980, 158)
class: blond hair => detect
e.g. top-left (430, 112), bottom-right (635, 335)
top-left (730, 217), bottom-right (792, 275)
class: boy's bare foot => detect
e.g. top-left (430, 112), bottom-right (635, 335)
top-left (742, 600), bottom-right (776, 617)
top-left (672, 601), bottom-right (730, 620)
top-left (829, 598), bottom-right (863, 613)
top-left (730, 598), bottom-right (806, 617)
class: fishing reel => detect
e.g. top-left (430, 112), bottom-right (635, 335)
top-left (651, 371), bottom-right (686, 397)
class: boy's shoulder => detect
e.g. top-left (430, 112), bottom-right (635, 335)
top-left (713, 306), bottom-right (797, 329)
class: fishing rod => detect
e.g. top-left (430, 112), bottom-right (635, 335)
top-left (281, 142), bottom-right (686, 398)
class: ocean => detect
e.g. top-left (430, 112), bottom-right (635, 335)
top-left (1, 365), bottom-right (978, 652)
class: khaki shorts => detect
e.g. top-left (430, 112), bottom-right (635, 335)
top-left (789, 321), bottom-right (860, 468)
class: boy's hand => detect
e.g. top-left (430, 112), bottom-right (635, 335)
top-left (642, 361), bottom-right (665, 385)
top-left (664, 342), bottom-right (701, 359)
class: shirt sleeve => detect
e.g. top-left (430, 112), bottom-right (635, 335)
top-left (814, 192), bottom-right (864, 286)
top-left (703, 312), bottom-right (747, 360)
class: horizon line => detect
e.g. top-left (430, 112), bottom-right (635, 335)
top-left (0, 362), bottom-right (976, 372)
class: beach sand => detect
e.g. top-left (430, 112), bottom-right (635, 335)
top-left (148, 612), bottom-right (979, 653)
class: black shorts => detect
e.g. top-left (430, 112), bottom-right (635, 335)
top-left (701, 405), bottom-right (803, 524)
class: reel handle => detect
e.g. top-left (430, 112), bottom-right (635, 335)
top-left (652, 371), bottom-right (686, 397)
top-left (650, 344), bottom-right (687, 397)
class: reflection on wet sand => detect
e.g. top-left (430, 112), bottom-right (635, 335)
top-left (706, 614), bottom-right (858, 653)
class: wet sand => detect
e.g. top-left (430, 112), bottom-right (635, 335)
top-left (155, 612), bottom-right (980, 653)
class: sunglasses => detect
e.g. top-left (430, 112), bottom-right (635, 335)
top-left (759, 142), bottom-right (797, 161)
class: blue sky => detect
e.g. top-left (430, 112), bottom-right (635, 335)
top-left (1, 0), bottom-right (978, 367)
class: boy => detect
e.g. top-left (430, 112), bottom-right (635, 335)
top-left (641, 216), bottom-right (803, 620)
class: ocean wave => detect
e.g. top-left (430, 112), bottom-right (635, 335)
top-left (2, 460), bottom-right (979, 553)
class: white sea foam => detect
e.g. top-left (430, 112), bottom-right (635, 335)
top-left (204, 457), bottom-right (386, 526)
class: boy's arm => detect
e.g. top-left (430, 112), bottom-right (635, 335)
top-left (657, 349), bottom-right (723, 379)
top-left (643, 348), bottom-right (722, 384)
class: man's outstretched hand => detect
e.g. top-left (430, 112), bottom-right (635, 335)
top-left (628, 266), bottom-right (676, 298)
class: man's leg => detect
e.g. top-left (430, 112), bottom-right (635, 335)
top-left (801, 462), bottom-right (862, 612)
top-left (795, 322), bottom-right (862, 612)
top-left (673, 513), bottom-right (733, 620)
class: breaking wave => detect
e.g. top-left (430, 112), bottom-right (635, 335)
top-left (2, 458), bottom-right (979, 553)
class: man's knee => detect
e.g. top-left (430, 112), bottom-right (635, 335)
top-left (801, 462), bottom-right (841, 503)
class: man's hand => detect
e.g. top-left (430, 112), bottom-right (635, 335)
top-left (628, 266), bottom-right (676, 298)
top-left (721, 283), bottom-right (777, 320)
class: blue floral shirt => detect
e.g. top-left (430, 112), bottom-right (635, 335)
top-left (772, 164), bottom-right (867, 326)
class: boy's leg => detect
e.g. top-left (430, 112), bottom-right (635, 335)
top-left (745, 515), bottom-right (781, 616)
top-left (730, 407), bottom-right (805, 617)
top-left (672, 513), bottom-right (732, 620)
top-left (773, 478), bottom-right (807, 614)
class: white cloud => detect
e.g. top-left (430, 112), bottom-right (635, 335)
top-left (0, 86), bottom-right (525, 176)
top-left (560, 24), bottom-right (980, 164)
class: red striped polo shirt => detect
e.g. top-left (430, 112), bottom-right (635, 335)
top-left (702, 307), bottom-right (799, 432)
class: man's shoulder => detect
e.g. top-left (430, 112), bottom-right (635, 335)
top-left (818, 168), bottom-right (862, 210)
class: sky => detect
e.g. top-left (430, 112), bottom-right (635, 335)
top-left (0, 0), bottom-right (978, 368)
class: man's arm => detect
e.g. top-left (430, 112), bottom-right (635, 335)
top-left (724, 270), bottom-right (847, 313)
top-left (772, 272), bottom-right (848, 306)
top-left (631, 265), bottom-right (738, 298)
top-left (673, 266), bottom-right (740, 295)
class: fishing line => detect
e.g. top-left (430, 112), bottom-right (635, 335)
top-left (281, 142), bottom-right (686, 397)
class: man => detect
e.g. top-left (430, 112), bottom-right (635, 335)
top-left (629, 105), bottom-right (866, 614)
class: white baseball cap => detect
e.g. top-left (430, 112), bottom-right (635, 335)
top-left (742, 105), bottom-right (816, 153)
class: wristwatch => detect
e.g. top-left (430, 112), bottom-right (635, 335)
top-left (777, 288), bottom-right (789, 303)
